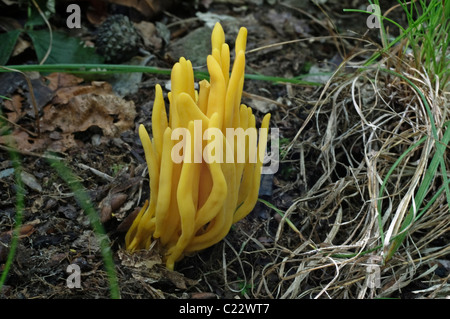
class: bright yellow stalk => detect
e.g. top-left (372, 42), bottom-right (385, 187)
top-left (126, 22), bottom-right (271, 270)
top-left (153, 127), bottom-right (174, 239)
top-left (151, 84), bottom-right (168, 163)
top-left (166, 121), bottom-right (198, 270)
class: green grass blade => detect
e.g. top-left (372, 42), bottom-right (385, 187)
top-left (0, 148), bottom-right (25, 291)
top-left (377, 136), bottom-right (427, 245)
top-left (258, 198), bottom-right (303, 238)
top-left (386, 122), bottom-right (450, 260)
top-left (0, 64), bottom-right (322, 86)
top-left (378, 68), bottom-right (449, 261)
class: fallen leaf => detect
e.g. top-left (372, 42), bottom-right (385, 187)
top-left (134, 21), bottom-right (162, 50)
top-left (100, 192), bottom-right (127, 223)
top-left (37, 81), bottom-right (136, 151)
top-left (0, 74), bottom-right (136, 152)
top-left (20, 170), bottom-right (42, 192)
top-left (51, 80), bottom-right (111, 105)
top-left (31, 197), bottom-right (44, 214)
top-left (118, 249), bottom-right (197, 290)
top-left (45, 73), bottom-right (84, 91)
top-left (0, 130), bottom-right (49, 152)
top-left (92, 165), bottom-right (143, 223)
top-left (58, 204), bottom-right (78, 220)
top-left (3, 94), bottom-right (24, 123)
top-left (42, 94), bottom-right (135, 136)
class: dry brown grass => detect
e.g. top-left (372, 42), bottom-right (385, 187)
top-left (206, 39), bottom-right (449, 299)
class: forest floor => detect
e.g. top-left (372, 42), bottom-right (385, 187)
top-left (0, 0), bottom-right (449, 299)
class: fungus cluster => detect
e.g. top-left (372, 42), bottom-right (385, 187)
top-left (125, 22), bottom-right (270, 270)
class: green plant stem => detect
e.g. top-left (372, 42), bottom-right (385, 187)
top-left (0, 64), bottom-right (322, 86)
top-left (258, 198), bottom-right (306, 240)
top-left (345, 0), bottom-right (449, 89)
top-left (385, 122), bottom-right (450, 261)
top-left (381, 67), bottom-right (450, 261)
top-left (377, 136), bottom-right (427, 245)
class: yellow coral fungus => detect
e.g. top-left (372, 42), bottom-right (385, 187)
top-left (125, 22), bottom-right (271, 270)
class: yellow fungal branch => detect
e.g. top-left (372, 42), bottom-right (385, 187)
top-left (125, 22), bottom-right (271, 270)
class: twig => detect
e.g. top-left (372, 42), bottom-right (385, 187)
top-left (76, 163), bottom-right (114, 182)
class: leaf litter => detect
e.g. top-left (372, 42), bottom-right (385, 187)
top-left (0, 0), bottom-right (448, 300)
top-left (1, 73), bottom-right (136, 153)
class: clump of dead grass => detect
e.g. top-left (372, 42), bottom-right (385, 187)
top-left (271, 46), bottom-right (448, 298)
top-left (205, 38), bottom-right (449, 299)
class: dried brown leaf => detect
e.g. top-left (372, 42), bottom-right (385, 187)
top-left (134, 21), bottom-right (162, 50)
top-left (3, 94), bottom-right (24, 123)
top-left (41, 93), bottom-right (136, 136)
top-left (0, 129), bottom-right (49, 152)
top-left (44, 73), bottom-right (84, 91)
top-left (118, 249), bottom-right (197, 290)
